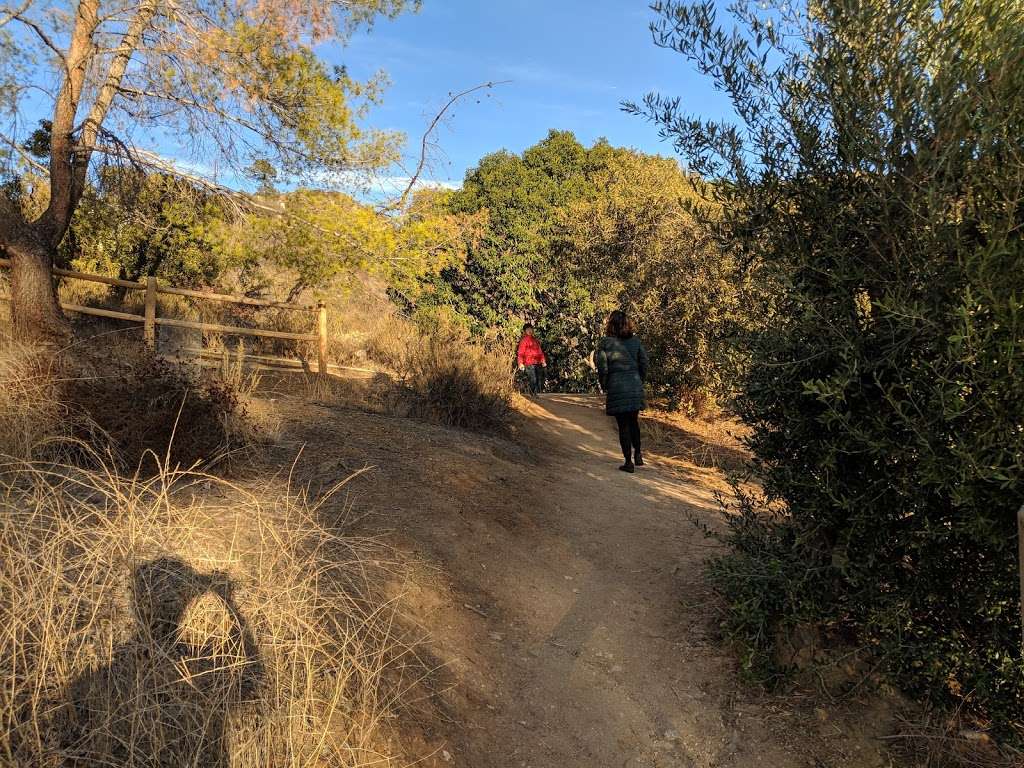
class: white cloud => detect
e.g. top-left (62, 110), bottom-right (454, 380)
top-left (365, 174), bottom-right (459, 194)
top-left (305, 168), bottom-right (460, 198)
top-left (494, 62), bottom-right (618, 94)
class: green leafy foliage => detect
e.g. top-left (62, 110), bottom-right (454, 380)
top-left (218, 186), bottom-right (473, 301)
top-left (203, 21), bottom-right (401, 176)
top-left (1, 0), bottom-right (422, 342)
top-left (69, 170), bottom-right (232, 284)
top-left (419, 131), bottom-right (606, 388)
top-left (422, 130), bottom-right (756, 403)
top-left (562, 151), bottom-right (765, 411)
top-left (634, 0), bottom-right (1024, 734)
top-left (57, 164), bottom-right (472, 308)
top-left (1, 0), bottom-right (416, 187)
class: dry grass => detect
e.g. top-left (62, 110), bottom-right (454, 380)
top-left (322, 284), bottom-right (408, 370)
top-left (292, 285), bottom-right (513, 432)
top-left (388, 326), bottom-right (512, 432)
top-left (641, 407), bottom-right (750, 472)
top-left (0, 455), bottom-right (420, 767)
top-left (210, 339), bottom-right (264, 399)
top-left (0, 341), bottom-right (73, 460)
top-left (294, 371), bottom-right (392, 411)
top-left (52, 273), bottom-right (513, 433)
top-left (0, 335), bottom-right (429, 766)
top-left (882, 712), bottom-right (1024, 768)
top-left (1, 331), bottom-right (275, 472)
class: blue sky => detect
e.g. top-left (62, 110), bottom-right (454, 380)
top-left (3, 0), bottom-right (737, 197)
top-left (326, 0), bottom-right (737, 195)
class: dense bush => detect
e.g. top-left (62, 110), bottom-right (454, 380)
top-left (561, 151), bottom-right (764, 412)
top-left (313, 285), bottom-right (513, 433)
top-left (62, 350), bottom-right (250, 471)
top-left (424, 131), bottom-right (610, 391)
top-left (70, 169), bottom-right (232, 286)
top-left (64, 167), bottom-right (471, 315)
top-left (420, 131), bottom-right (759, 408)
top-left (635, 0), bottom-right (1024, 733)
top-left (0, 330), bottom-right (261, 472)
top-left (0, 342), bottom-right (75, 461)
top-left (393, 324), bottom-right (512, 433)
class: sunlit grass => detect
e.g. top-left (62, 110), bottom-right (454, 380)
top-left (0, 340), bottom-right (421, 766)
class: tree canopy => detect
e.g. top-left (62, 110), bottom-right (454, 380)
top-left (416, 129), bottom-right (758, 407)
top-left (0, 0), bottom-right (417, 340)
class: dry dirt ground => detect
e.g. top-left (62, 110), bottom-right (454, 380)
top-left (263, 390), bottom-right (904, 768)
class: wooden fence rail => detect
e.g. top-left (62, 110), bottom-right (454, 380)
top-left (0, 259), bottom-right (329, 373)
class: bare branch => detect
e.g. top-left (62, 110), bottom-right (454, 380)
top-left (0, 131), bottom-right (49, 176)
top-left (8, 10), bottom-right (67, 67)
top-left (115, 85), bottom-right (273, 143)
top-left (88, 141), bottom-right (245, 207)
top-left (390, 81), bottom-right (509, 210)
top-left (0, 0), bottom-right (34, 29)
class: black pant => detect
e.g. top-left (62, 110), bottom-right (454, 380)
top-left (524, 364), bottom-right (544, 394)
top-left (614, 411), bottom-right (641, 462)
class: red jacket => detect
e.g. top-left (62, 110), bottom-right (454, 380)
top-left (516, 335), bottom-right (546, 366)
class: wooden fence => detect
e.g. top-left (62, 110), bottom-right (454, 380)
top-left (0, 259), bottom-right (329, 373)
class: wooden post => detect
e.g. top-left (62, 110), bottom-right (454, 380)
top-left (316, 300), bottom-right (328, 374)
top-left (1019, 503), bottom-right (1024, 650)
top-left (144, 276), bottom-right (157, 349)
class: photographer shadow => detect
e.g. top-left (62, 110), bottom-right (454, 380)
top-left (58, 557), bottom-right (264, 767)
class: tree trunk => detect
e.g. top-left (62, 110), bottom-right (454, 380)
top-left (8, 239), bottom-right (72, 344)
top-left (286, 279), bottom-right (307, 304)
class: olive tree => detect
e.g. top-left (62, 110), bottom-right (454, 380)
top-left (630, 0), bottom-right (1024, 727)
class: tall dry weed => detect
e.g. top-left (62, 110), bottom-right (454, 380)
top-left (303, 288), bottom-right (513, 432)
top-left (0, 342), bottom-right (70, 460)
top-left (0, 456), bottom-right (418, 767)
top-left (390, 325), bottom-right (512, 432)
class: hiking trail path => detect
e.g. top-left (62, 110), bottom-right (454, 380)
top-left (276, 391), bottom-right (896, 768)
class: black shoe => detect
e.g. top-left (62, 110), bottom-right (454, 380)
top-left (619, 462), bottom-right (635, 473)
top-left (634, 452), bottom-right (644, 467)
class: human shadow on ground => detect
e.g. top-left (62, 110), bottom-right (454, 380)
top-left (56, 557), bottom-right (263, 767)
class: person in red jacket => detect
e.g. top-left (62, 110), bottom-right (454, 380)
top-left (516, 323), bottom-right (547, 395)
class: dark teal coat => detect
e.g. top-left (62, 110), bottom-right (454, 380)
top-left (595, 335), bottom-right (648, 415)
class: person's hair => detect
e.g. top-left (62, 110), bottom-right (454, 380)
top-left (523, 323), bottom-right (534, 332)
top-left (605, 310), bottom-right (634, 339)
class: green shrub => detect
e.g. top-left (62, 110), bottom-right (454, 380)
top-left (634, 0), bottom-right (1024, 735)
top-left (703, 484), bottom-right (835, 682)
top-left (421, 131), bottom-right (760, 407)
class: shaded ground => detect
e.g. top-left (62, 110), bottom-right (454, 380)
top-left (266, 390), bottom-right (901, 768)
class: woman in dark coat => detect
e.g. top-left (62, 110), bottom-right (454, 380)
top-left (595, 309), bottom-right (649, 473)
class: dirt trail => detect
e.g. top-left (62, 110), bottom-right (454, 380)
top-left (274, 392), bottom-right (896, 768)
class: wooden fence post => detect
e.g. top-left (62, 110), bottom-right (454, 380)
top-left (144, 276), bottom-right (157, 349)
top-left (316, 301), bottom-right (328, 374)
